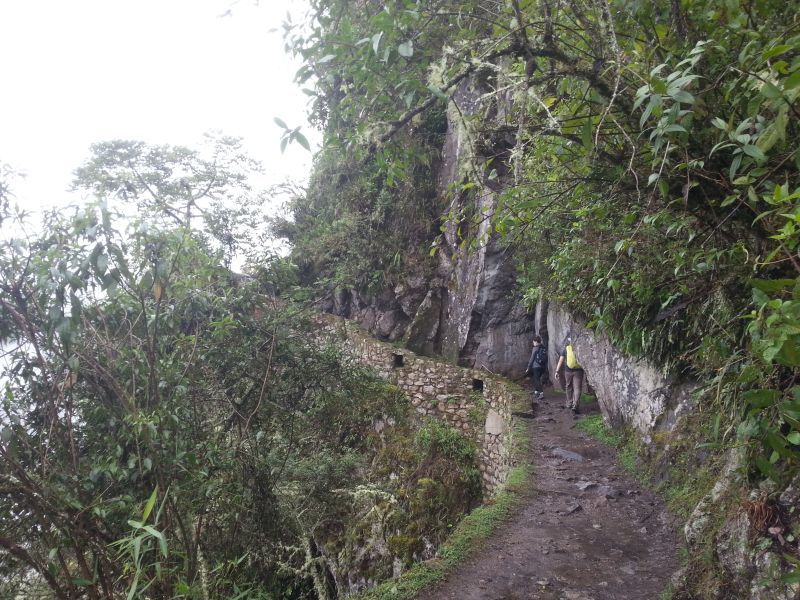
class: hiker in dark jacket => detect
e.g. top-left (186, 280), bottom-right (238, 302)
top-left (524, 335), bottom-right (547, 402)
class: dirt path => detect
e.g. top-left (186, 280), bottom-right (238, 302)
top-left (416, 389), bottom-right (679, 600)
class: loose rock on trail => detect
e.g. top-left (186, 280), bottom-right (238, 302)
top-left (415, 389), bottom-right (679, 600)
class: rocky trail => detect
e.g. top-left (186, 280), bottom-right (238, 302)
top-left (416, 389), bottom-right (680, 600)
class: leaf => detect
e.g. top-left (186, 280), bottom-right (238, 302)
top-left (763, 45), bottom-right (792, 60)
top-left (766, 431), bottom-right (793, 458)
top-left (711, 117), bottom-right (728, 130)
top-left (658, 179), bottom-right (669, 198)
top-left (757, 121), bottom-right (785, 155)
top-left (742, 388), bottom-right (781, 409)
top-left (640, 96), bottom-right (659, 127)
top-left (669, 90), bottom-right (694, 104)
top-left (273, 117), bottom-right (288, 130)
top-left (139, 271), bottom-right (153, 290)
top-left (782, 570), bottom-right (800, 584)
top-left (280, 137), bottom-right (288, 154)
top-left (427, 85), bottom-right (449, 101)
top-left (754, 455), bottom-right (779, 480)
top-left (777, 336), bottom-right (800, 367)
top-left (372, 31), bottom-right (383, 55)
top-left (317, 54), bottom-right (336, 64)
top-left (647, 173), bottom-right (659, 186)
top-left (142, 488), bottom-right (158, 523)
top-left (292, 131), bottom-right (311, 151)
top-left (729, 153), bottom-right (742, 180)
top-left (663, 124), bottom-right (687, 134)
top-left (787, 431), bottom-right (800, 445)
top-left (127, 572), bottom-right (139, 600)
top-left (398, 40), bottom-right (413, 57)
top-left (785, 70), bottom-right (800, 90)
top-left (750, 278), bottom-right (796, 293)
top-left (761, 82), bottom-right (782, 100)
top-left (581, 118), bottom-right (593, 150)
top-left (96, 253), bottom-right (108, 275)
top-left (143, 525), bottom-right (164, 540)
top-left (742, 144), bottom-right (766, 162)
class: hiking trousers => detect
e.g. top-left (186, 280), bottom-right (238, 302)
top-left (564, 369), bottom-right (584, 410)
top-left (531, 367), bottom-right (544, 396)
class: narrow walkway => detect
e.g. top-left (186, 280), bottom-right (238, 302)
top-left (416, 389), bottom-right (679, 600)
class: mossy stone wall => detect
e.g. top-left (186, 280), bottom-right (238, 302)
top-left (316, 315), bottom-right (516, 494)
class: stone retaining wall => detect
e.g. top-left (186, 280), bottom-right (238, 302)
top-left (315, 315), bottom-right (518, 494)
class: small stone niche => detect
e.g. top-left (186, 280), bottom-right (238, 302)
top-left (472, 378), bottom-right (484, 393)
top-left (392, 353), bottom-right (405, 368)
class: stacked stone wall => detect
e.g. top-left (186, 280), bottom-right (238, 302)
top-left (315, 315), bottom-right (517, 494)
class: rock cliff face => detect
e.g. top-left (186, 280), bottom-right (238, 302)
top-left (543, 301), bottom-right (697, 440)
top-left (318, 70), bottom-right (796, 599)
top-left (325, 76), bottom-right (536, 377)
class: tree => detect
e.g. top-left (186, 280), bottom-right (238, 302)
top-left (286, 0), bottom-right (800, 521)
top-left (0, 144), bottom-right (481, 598)
top-left (72, 136), bottom-right (263, 268)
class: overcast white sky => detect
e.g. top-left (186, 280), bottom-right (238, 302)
top-left (0, 0), bottom-right (318, 210)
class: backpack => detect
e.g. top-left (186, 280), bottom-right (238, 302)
top-left (565, 344), bottom-right (581, 369)
top-left (533, 346), bottom-right (547, 368)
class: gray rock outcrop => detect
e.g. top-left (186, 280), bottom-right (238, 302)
top-left (544, 300), bottom-right (696, 439)
top-left (322, 75), bottom-right (536, 376)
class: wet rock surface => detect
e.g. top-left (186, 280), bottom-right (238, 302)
top-left (415, 391), bottom-right (679, 600)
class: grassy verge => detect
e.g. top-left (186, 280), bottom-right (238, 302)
top-left (354, 384), bottom-right (532, 600)
top-left (575, 414), bottom-right (643, 476)
top-left (575, 414), bottom-right (717, 517)
top-left (576, 413), bottom-right (732, 600)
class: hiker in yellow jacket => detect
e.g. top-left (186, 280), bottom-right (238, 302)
top-left (554, 335), bottom-right (584, 414)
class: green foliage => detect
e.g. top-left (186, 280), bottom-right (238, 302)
top-left (72, 136), bottom-right (263, 267)
top-left (280, 118), bottom-right (444, 295)
top-left (279, 0), bottom-right (495, 298)
top-left (353, 465), bottom-right (529, 600)
top-left (416, 420), bottom-right (478, 465)
top-left (575, 415), bottom-right (623, 447)
top-left (479, 0), bottom-right (800, 491)
top-left (0, 153), bottom-right (480, 599)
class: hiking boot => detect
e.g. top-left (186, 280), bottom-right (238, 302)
top-left (571, 405), bottom-right (580, 414)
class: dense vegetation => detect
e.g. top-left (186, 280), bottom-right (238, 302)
top-left (3, 0), bottom-right (800, 597)
top-left (284, 0), bottom-right (799, 492)
top-left (0, 142), bottom-right (481, 599)
top-left (280, 0), bottom-right (800, 593)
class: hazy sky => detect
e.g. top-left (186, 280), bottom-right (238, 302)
top-left (0, 0), bottom-right (318, 210)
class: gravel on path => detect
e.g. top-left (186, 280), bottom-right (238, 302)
top-left (415, 388), bottom-right (679, 600)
